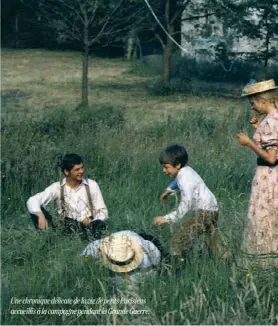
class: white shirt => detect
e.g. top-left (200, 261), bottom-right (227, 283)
top-left (26, 178), bottom-right (108, 222)
top-left (164, 166), bottom-right (218, 223)
top-left (81, 231), bottom-right (161, 284)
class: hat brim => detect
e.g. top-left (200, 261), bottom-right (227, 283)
top-left (99, 236), bottom-right (143, 273)
top-left (241, 86), bottom-right (278, 97)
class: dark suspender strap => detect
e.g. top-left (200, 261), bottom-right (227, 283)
top-left (85, 179), bottom-right (95, 220)
top-left (60, 180), bottom-right (66, 217)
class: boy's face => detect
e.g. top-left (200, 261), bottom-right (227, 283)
top-left (162, 163), bottom-right (181, 177)
top-left (64, 163), bottom-right (84, 181)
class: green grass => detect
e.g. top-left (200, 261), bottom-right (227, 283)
top-left (1, 50), bottom-right (278, 325)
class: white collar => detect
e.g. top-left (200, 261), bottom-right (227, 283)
top-left (61, 178), bottom-right (88, 187)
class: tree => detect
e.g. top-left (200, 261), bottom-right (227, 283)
top-left (2, 0), bottom-right (43, 48)
top-left (138, 0), bottom-right (218, 83)
top-left (36, 0), bottom-right (128, 106)
top-left (238, 0), bottom-right (278, 67)
top-left (213, 0), bottom-right (278, 67)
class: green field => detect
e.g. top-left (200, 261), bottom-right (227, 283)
top-left (1, 49), bottom-right (277, 325)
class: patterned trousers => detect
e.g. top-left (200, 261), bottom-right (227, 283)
top-left (171, 209), bottom-right (221, 256)
top-left (30, 207), bottom-right (106, 240)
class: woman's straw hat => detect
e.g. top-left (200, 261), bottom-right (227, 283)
top-left (241, 79), bottom-right (278, 97)
top-left (98, 234), bottom-right (143, 273)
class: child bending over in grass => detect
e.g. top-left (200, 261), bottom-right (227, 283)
top-left (153, 144), bottom-right (224, 258)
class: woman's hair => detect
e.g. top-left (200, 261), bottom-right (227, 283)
top-left (57, 154), bottom-right (83, 173)
top-left (159, 144), bottom-right (188, 167)
top-left (253, 90), bottom-right (278, 109)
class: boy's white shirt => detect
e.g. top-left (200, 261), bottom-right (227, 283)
top-left (81, 230), bottom-right (161, 284)
top-left (164, 166), bottom-right (218, 223)
top-left (26, 178), bottom-right (108, 222)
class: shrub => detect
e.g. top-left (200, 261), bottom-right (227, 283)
top-left (174, 56), bottom-right (262, 84)
top-left (131, 52), bottom-right (278, 89)
top-left (146, 78), bottom-right (192, 96)
top-left (78, 104), bottom-right (126, 130)
top-left (127, 58), bottom-right (162, 77)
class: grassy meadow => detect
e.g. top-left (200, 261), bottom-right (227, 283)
top-left (1, 49), bottom-right (278, 325)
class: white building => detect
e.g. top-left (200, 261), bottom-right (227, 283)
top-left (180, 2), bottom-right (277, 63)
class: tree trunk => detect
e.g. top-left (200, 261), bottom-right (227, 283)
top-left (264, 20), bottom-right (270, 67)
top-left (14, 14), bottom-right (19, 48)
top-left (82, 23), bottom-right (89, 106)
top-left (163, 25), bottom-right (174, 83)
top-left (135, 37), bottom-right (143, 61)
top-left (125, 29), bottom-right (136, 60)
top-left (132, 46), bottom-right (137, 59)
top-left (82, 48), bottom-right (89, 105)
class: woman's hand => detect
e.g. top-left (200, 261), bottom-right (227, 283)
top-left (250, 115), bottom-right (260, 129)
top-left (237, 132), bottom-right (252, 147)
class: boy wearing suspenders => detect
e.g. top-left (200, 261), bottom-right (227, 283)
top-left (27, 154), bottom-right (108, 240)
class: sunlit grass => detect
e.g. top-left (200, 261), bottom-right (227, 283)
top-left (1, 49), bottom-right (243, 125)
top-left (1, 50), bottom-right (278, 325)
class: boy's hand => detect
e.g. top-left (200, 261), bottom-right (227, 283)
top-left (160, 190), bottom-right (171, 204)
top-left (81, 216), bottom-right (92, 225)
top-left (37, 214), bottom-right (48, 229)
top-left (153, 216), bottom-right (167, 225)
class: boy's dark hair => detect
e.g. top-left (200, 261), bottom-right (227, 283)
top-left (159, 144), bottom-right (188, 167)
top-left (58, 154), bottom-right (83, 173)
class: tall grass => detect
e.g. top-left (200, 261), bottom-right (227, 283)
top-left (1, 103), bottom-right (277, 325)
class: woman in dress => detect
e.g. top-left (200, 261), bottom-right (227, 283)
top-left (237, 79), bottom-right (278, 269)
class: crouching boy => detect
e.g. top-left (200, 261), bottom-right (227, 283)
top-left (153, 144), bottom-right (222, 257)
top-left (26, 153), bottom-right (108, 240)
top-left (81, 231), bottom-right (162, 286)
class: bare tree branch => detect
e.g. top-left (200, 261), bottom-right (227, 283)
top-left (181, 12), bottom-right (215, 21)
top-left (154, 32), bottom-right (165, 49)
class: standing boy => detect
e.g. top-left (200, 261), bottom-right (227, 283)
top-left (27, 153), bottom-right (108, 239)
top-left (153, 144), bottom-right (221, 257)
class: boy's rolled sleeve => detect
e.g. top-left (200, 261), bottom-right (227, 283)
top-left (26, 183), bottom-right (59, 214)
top-left (164, 198), bottom-right (191, 223)
top-left (81, 240), bottom-right (101, 256)
top-left (164, 178), bottom-right (194, 223)
top-left (166, 178), bottom-right (178, 192)
top-left (89, 180), bottom-right (108, 221)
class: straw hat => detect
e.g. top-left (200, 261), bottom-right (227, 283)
top-left (98, 234), bottom-right (143, 273)
top-left (241, 79), bottom-right (278, 97)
